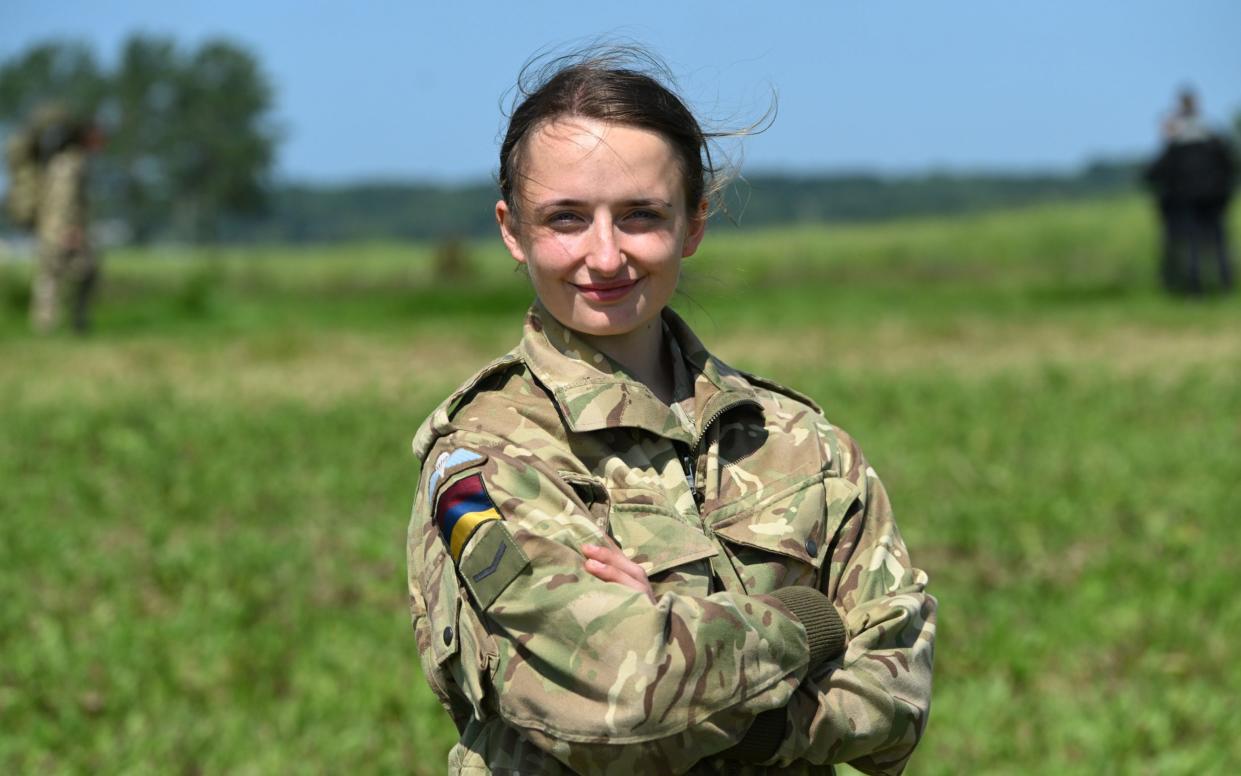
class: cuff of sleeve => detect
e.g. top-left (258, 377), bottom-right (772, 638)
top-left (720, 706), bottom-right (787, 764)
top-left (768, 586), bottom-right (847, 669)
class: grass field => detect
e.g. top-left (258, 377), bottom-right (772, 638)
top-left (2, 195), bottom-right (1239, 774)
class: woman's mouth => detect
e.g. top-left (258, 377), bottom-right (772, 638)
top-left (572, 278), bottom-right (642, 303)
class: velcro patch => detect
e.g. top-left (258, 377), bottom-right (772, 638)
top-left (459, 521), bottom-right (529, 610)
top-left (434, 473), bottom-right (502, 562)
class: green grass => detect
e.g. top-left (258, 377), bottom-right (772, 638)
top-left (1, 195), bottom-right (1239, 773)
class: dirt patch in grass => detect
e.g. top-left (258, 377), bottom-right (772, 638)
top-left (5, 316), bottom-right (1238, 408)
top-left (2, 331), bottom-right (504, 408)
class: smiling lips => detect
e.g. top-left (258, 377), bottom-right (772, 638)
top-left (572, 277), bottom-right (642, 303)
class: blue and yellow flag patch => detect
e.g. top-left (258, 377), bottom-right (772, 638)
top-left (434, 473), bottom-right (501, 562)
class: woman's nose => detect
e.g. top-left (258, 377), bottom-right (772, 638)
top-left (583, 220), bottom-right (623, 275)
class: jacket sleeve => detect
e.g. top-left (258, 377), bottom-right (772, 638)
top-left (411, 429), bottom-right (827, 775)
top-left (767, 428), bottom-right (937, 775)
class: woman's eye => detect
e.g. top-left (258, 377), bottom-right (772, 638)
top-left (547, 211), bottom-right (584, 229)
top-left (620, 209), bottom-right (665, 231)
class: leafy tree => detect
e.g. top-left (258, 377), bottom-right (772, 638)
top-left (0, 41), bottom-right (107, 127)
top-left (1, 35), bottom-right (276, 242)
top-left (170, 41), bottom-right (275, 241)
top-left (106, 36), bottom-right (183, 242)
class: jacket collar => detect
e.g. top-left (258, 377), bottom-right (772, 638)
top-left (519, 302), bottom-right (759, 443)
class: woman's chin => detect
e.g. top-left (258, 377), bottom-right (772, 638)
top-left (565, 303), bottom-right (649, 338)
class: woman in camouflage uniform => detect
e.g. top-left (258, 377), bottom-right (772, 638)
top-left (408, 51), bottom-right (936, 775)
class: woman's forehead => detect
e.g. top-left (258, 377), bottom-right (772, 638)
top-left (519, 117), bottom-right (684, 202)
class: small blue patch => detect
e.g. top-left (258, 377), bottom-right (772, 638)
top-left (428, 448), bottom-right (487, 495)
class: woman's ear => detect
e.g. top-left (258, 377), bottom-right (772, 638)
top-left (681, 198), bottom-right (709, 258)
top-left (496, 199), bottom-right (527, 264)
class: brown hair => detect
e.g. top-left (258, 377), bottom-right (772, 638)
top-left (498, 46), bottom-right (757, 225)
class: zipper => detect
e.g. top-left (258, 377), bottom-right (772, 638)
top-left (693, 397), bottom-right (760, 451)
top-left (681, 397), bottom-right (761, 510)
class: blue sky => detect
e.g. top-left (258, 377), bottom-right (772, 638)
top-left (4, 1), bottom-right (1239, 183)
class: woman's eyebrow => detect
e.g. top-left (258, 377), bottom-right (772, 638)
top-left (533, 198), bottom-right (588, 210)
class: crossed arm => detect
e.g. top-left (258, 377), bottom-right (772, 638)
top-left (576, 435), bottom-right (936, 774)
top-left (419, 428), bottom-right (934, 774)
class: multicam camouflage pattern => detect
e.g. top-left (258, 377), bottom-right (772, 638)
top-left (408, 303), bottom-right (936, 775)
top-left (35, 148), bottom-right (88, 249)
top-left (31, 147), bottom-right (95, 333)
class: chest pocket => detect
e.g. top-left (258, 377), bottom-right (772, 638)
top-left (604, 486), bottom-right (718, 596)
top-left (710, 474), bottom-right (860, 594)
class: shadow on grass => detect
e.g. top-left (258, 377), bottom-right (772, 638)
top-left (1022, 280), bottom-right (1146, 306)
top-left (0, 268), bottom-right (540, 340)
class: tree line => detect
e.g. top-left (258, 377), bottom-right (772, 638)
top-left (227, 161), bottom-right (1146, 243)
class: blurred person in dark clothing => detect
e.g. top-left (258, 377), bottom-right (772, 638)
top-left (1144, 88), bottom-right (1237, 295)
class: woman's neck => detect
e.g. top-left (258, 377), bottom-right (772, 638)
top-left (579, 318), bottom-right (676, 404)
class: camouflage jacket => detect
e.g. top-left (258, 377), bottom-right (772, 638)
top-left (36, 148), bottom-right (88, 251)
top-left (407, 304), bottom-right (936, 775)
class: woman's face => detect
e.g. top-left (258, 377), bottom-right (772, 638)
top-left (497, 117), bottom-right (706, 338)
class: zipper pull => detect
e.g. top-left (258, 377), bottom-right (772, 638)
top-left (682, 452), bottom-right (707, 509)
top-left (675, 442), bottom-right (704, 509)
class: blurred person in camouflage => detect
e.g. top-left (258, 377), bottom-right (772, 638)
top-left (1144, 88), bottom-right (1237, 295)
top-left (18, 106), bottom-right (104, 333)
top-left (406, 47), bottom-right (935, 775)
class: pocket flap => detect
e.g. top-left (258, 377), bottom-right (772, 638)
top-left (418, 539), bottom-right (463, 667)
top-left (608, 510), bottom-right (718, 576)
top-left (712, 476), bottom-right (860, 567)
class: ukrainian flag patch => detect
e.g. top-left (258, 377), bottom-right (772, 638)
top-left (434, 473), bottom-right (502, 562)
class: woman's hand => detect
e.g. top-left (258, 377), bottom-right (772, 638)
top-left (582, 540), bottom-right (655, 602)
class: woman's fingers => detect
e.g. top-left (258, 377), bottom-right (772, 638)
top-left (583, 557), bottom-right (644, 591)
top-left (582, 543), bottom-right (654, 601)
top-left (582, 542), bottom-right (649, 583)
